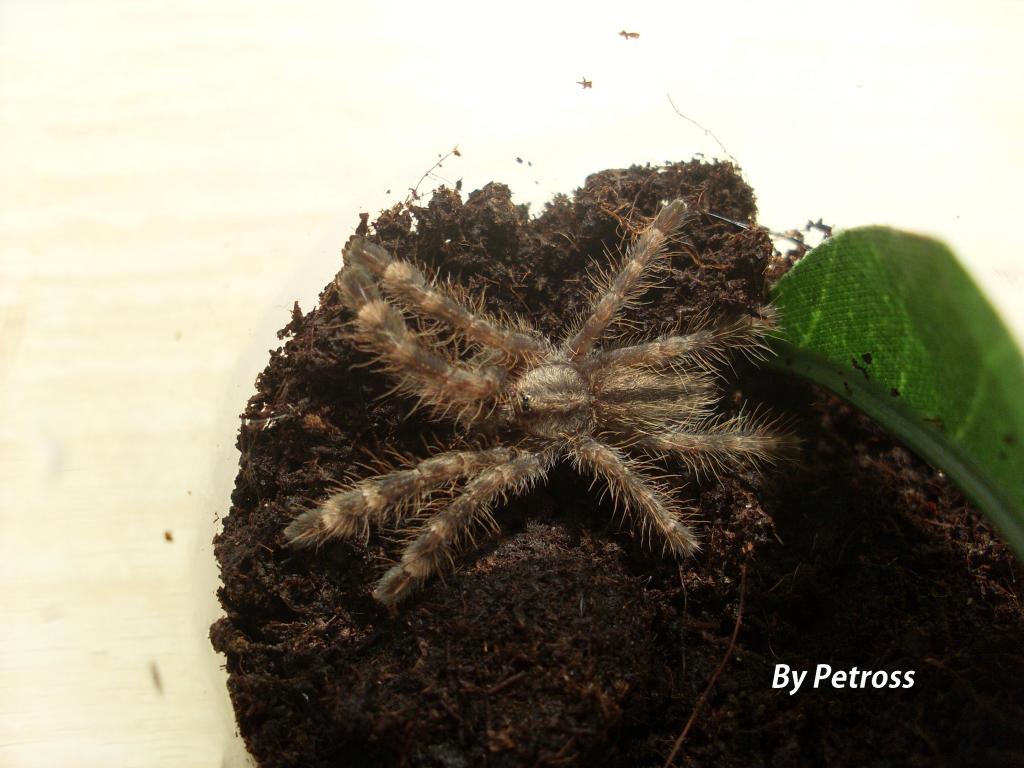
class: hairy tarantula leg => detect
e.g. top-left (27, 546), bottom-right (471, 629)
top-left (563, 199), bottom-right (688, 361)
top-left (373, 449), bottom-right (555, 606)
top-left (588, 310), bottom-right (776, 373)
top-left (337, 265), bottom-right (507, 413)
top-left (283, 447), bottom-right (516, 548)
top-left (571, 438), bottom-right (699, 557)
top-left (637, 411), bottom-right (799, 479)
top-left (344, 238), bottom-right (547, 364)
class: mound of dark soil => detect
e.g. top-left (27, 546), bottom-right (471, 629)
top-left (211, 161), bottom-right (1024, 767)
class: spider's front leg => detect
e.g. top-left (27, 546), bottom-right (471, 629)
top-left (564, 199), bottom-right (688, 361)
top-left (345, 237), bottom-right (548, 365)
top-left (374, 448), bottom-right (557, 605)
top-left (570, 437), bottom-right (700, 557)
top-left (284, 447), bottom-right (516, 548)
top-left (337, 265), bottom-right (507, 421)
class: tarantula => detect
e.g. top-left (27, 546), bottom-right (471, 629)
top-left (285, 199), bottom-right (794, 605)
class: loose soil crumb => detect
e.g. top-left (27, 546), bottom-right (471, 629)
top-left (211, 161), bottom-right (1024, 767)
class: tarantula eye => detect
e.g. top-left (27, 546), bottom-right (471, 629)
top-left (520, 394), bottom-right (531, 413)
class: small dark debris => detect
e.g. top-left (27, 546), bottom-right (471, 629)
top-left (890, 387), bottom-right (901, 398)
top-left (163, 530), bottom-right (173, 542)
top-left (850, 357), bottom-right (871, 381)
top-left (516, 157), bottom-right (523, 164)
top-left (150, 661), bottom-right (163, 694)
top-left (805, 218), bottom-right (834, 238)
top-left (356, 212), bottom-right (370, 236)
top-left (1003, 433), bottom-right (1017, 446)
top-left (861, 352), bottom-right (873, 365)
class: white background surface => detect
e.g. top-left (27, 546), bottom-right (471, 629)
top-left (2, 1), bottom-right (1022, 765)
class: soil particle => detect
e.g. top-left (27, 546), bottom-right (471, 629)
top-left (211, 160), bottom-right (1024, 767)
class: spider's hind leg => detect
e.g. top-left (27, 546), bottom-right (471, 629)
top-left (587, 308), bottom-right (778, 375)
top-left (637, 409), bottom-right (799, 480)
top-left (570, 437), bottom-right (700, 558)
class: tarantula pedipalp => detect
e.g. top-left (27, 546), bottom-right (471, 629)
top-left (285, 199), bottom-right (795, 605)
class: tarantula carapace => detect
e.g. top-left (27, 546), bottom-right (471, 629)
top-left (285, 199), bottom-right (795, 605)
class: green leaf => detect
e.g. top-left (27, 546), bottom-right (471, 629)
top-left (770, 227), bottom-right (1024, 557)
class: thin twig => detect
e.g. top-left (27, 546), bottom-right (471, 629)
top-left (663, 564), bottom-right (747, 768)
top-left (702, 208), bottom-right (813, 250)
top-left (486, 670), bottom-right (527, 696)
top-left (406, 145), bottom-right (461, 204)
top-left (667, 94), bottom-right (736, 164)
